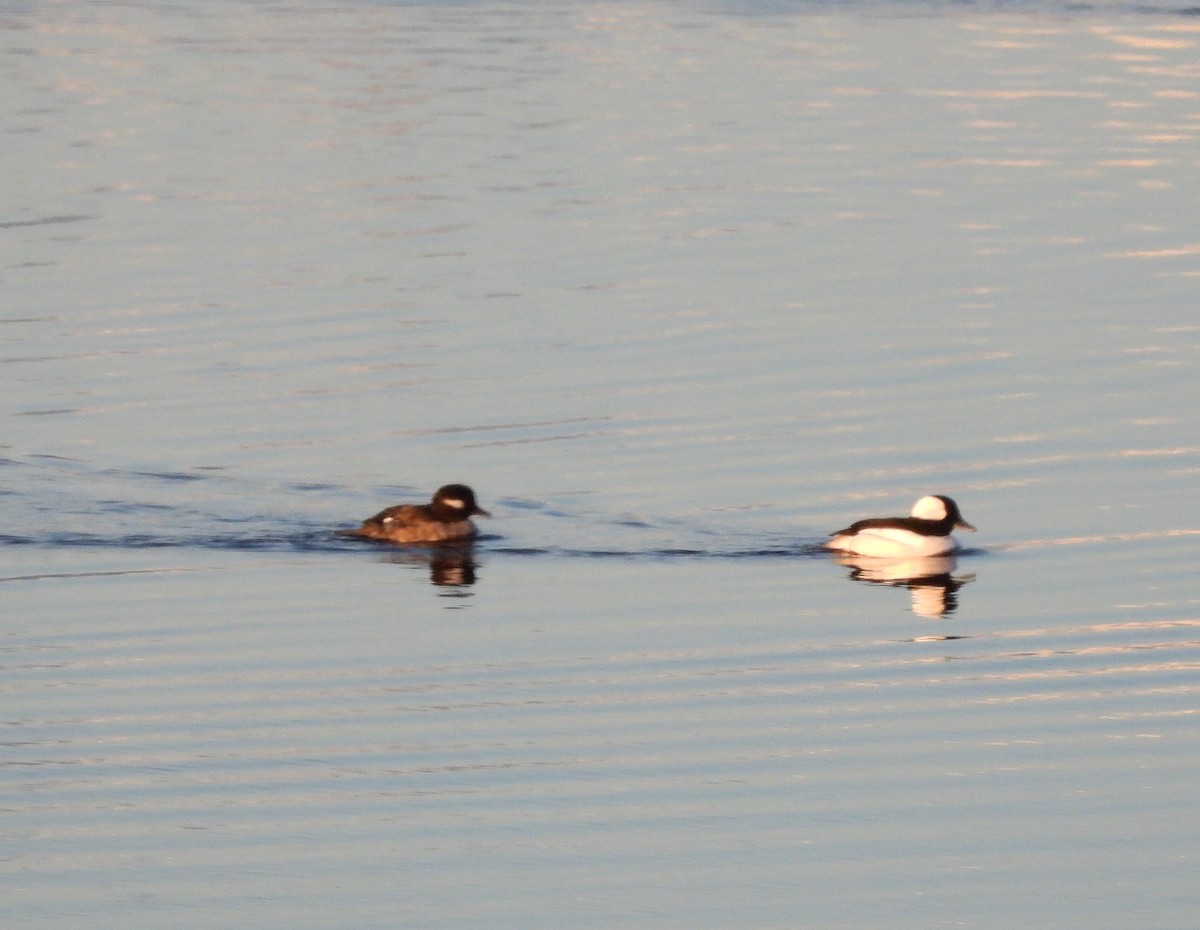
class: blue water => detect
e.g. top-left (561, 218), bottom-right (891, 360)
top-left (4, 2), bottom-right (1199, 928)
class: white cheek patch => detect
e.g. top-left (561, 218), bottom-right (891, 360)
top-left (382, 516), bottom-right (394, 523)
top-left (910, 496), bottom-right (948, 521)
top-left (443, 498), bottom-right (466, 510)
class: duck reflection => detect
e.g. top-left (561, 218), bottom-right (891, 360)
top-left (833, 553), bottom-right (974, 618)
top-left (381, 542), bottom-right (479, 589)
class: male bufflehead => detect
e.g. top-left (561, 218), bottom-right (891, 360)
top-left (826, 494), bottom-right (975, 557)
top-left (343, 484), bottom-right (490, 544)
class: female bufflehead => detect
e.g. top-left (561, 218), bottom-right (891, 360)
top-left (826, 494), bottom-right (975, 558)
top-left (343, 484), bottom-right (490, 544)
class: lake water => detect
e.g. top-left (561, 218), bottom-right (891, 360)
top-left (3, 1), bottom-right (1199, 927)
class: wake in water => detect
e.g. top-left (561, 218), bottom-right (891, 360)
top-left (1, 456), bottom-right (995, 613)
top-left (1, 454), bottom-right (828, 557)
top-left (0, 454), bottom-right (1008, 560)
top-left (0, 526), bottom-right (831, 558)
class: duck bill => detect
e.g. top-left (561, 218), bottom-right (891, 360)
top-left (473, 507), bottom-right (491, 518)
top-left (956, 519), bottom-right (976, 532)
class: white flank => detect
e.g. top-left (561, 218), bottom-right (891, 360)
top-left (829, 527), bottom-right (958, 558)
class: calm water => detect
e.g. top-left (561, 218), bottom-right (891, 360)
top-left (3, 1), bottom-right (1199, 928)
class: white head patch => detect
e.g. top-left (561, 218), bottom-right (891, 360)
top-left (442, 497), bottom-right (466, 510)
top-left (910, 495), bottom-right (948, 521)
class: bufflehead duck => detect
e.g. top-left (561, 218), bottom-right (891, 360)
top-left (826, 494), bottom-right (975, 558)
top-left (343, 484), bottom-right (490, 544)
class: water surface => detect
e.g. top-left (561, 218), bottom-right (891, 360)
top-left (3, 2), bottom-right (1199, 928)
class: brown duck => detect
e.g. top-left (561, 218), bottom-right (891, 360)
top-left (343, 484), bottom-right (490, 544)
